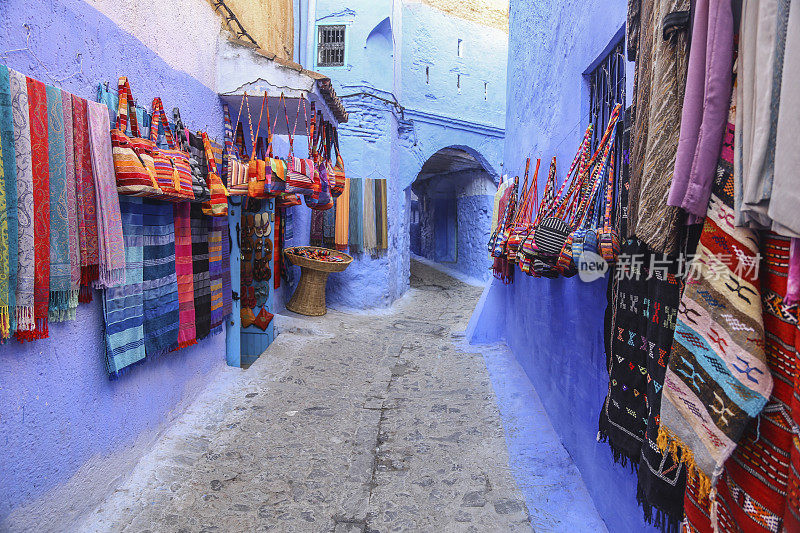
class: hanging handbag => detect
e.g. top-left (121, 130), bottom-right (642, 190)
top-left (223, 100), bottom-right (250, 196)
top-left (597, 152), bottom-right (620, 263)
top-left (149, 98), bottom-right (194, 201)
top-left (329, 124), bottom-right (346, 198)
top-left (109, 77), bottom-right (161, 197)
top-left (243, 93), bottom-right (274, 199)
top-left (306, 107), bottom-right (333, 210)
top-left (173, 107), bottom-right (209, 203)
top-left (282, 94), bottom-right (317, 196)
top-left (201, 132), bottom-right (229, 217)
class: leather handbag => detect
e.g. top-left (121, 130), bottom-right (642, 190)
top-left (223, 101), bottom-right (250, 196)
top-left (109, 77), bottom-right (161, 197)
top-left (201, 132), bottom-right (229, 217)
top-left (150, 98), bottom-right (194, 201)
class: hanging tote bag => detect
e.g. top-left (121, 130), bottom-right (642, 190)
top-left (281, 94), bottom-right (316, 196)
top-left (329, 124), bottom-right (346, 198)
top-left (201, 132), bottom-right (228, 217)
top-left (109, 77), bottom-right (161, 197)
top-left (489, 176), bottom-right (518, 258)
top-left (223, 100), bottom-right (249, 196)
top-left (173, 107), bottom-right (210, 203)
top-left (598, 152), bottom-right (620, 263)
top-left (306, 108), bottom-right (333, 210)
top-left (243, 92), bottom-right (273, 199)
top-left (150, 97), bottom-right (194, 201)
top-left (506, 159), bottom-right (538, 263)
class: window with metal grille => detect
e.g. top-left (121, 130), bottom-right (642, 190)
top-left (587, 37), bottom-right (626, 230)
top-left (317, 25), bottom-right (346, 67)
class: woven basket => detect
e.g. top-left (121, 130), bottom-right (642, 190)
top-left (284, 247), bottom-right (353, 316)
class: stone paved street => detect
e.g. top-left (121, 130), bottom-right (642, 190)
top-left (79, 261), bottom-right (533, 532)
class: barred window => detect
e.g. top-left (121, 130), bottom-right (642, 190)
top-left (317, 25), bottom-right (346, 67)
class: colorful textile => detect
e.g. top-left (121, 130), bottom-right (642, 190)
top-left (209, 215), bottom-right (224, 330)
top-left (26, 76), bottom-right (50, 339)
top-left (667, 0), bottom-right (734, 222)
top-left (72, 95), bottom-right (99, 297)
top-left (627, 0), bottom-right (690, 255)
top-left (103, 196), bottom-right (145, 376)
top-left (682, 234), bottom-right (799, 533)
top-left (0, 66), bottom-right (18, 338)
top-left (349, 178), bottom-right (363, 254)
top-left (787, 238), bottom-right (800, 306)
top-left (363, 178), bottom-right (377, 254)
top-left (659, 100), bottom-right (772, 496)
top-left (375, 179), bottom-right (388, 251)
top-left (600, 239), bottom-right (687, 529)
top-left (221, 215), bottom-right (232, 319)
top-left (87, 100), bottom-right (126, 288)
top-left (141, 199), bottom-right (179, 356)
top-left (61, 91), bottom-right (80, 290)
top-left (9, 70), bottom-right (33, 333)
top-left (46, 86), bottom-right (77, 322)
top-left (310, 209), bottom-right (324, 247)
top-left (173, 202), bottom-right (196, 349)
top-left (323, 201), bottom-right (336, 249)
top-left (335, 178), bottom-right (350, 251)
top-left (190, 204), bottom-right (211, 340)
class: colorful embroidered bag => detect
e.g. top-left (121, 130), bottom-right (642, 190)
top-left (282, 95), bottom-right (317, 196)
top-left (109, 77), bottom-right (161, 197)
top-left (201, 132), bottom-right (228, 217)
top-left (149, 97), bottom-right (194, 201)
top-left (329, 124), bottom-right (346, 198)
top-left (306, 108), bottom-right (333, 210)
top-left (223, 99), bottom-right (249, 196)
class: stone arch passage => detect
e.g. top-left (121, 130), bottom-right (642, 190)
top-left (409, 146), bottom-right (498, 282)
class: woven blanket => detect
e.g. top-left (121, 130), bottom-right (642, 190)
top-left (103, 196), bottom-right (145, 376)
top-left (310, 209), bottom-right (324, 247)
top-left (71, 95), bottom-right (99, 298)
top-left (335, 178), bottom-right (350, 251)
top-left (682, 234), bottom-right (799, 533)
top-left (0, 66), bottom-right (18, 338)
top-left (349, 178), bottom-right (363, 254)
top-left (190, 204), bottom-right (211, 340)
top-left (658, 104), bottom-right (772, 497)
top-left (46, 86), bottom-right (78, 322)
top-left (221, 215), bottom-right (232, 319)
top-left (174, 202), bottom-right (196, 349)
top-left (323, 202), bottom-right (336, 249)
top-left (209, 215), bottom-right (224, 330)
top-left (599, 239), bottom-right (687, 529)
top-left (375, 179), bottom-right (388, 251)
top-left (87, 99), bottom-right (125, 288)
top-left (9, 70), bottom-right (33, 333)
top-left (363, 178), bottom-right (377, 254)
top-left (25, 76), bottom-right (50, 339)
top-left (141, 199), bottom-right (179, 356)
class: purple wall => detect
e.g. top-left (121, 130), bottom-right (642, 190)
top-left (0, 0), bottom-right (227, 523)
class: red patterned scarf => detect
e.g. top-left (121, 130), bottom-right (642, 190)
top-left (19, 76), bottom-right (50, 340)
top-left (71, 95), bottom-right (99, 301)
top-left (174, 201), bottom-right (196, 349)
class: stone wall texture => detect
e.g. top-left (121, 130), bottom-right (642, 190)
top-left (412, 0), bottom-right (509, 32)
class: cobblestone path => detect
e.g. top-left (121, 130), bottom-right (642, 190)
top-left (80, 261), bottom-right (533, 532)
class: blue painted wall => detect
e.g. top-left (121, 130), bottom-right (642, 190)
top-left (0, 0), bottom-right (229, 525)
top-left (311, 0), bottom-right (507, 308)
top-left (468, 0), bottom-right (657, 531)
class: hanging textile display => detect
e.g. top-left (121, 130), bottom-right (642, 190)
top-left (375, 179), bottom-right (388, 251)
top-left (323, 203), bottom-right (336, 249)
top-left (363, 178), bottom-right (377, 254)
top-left (71, 95), bottom-right (99, 300)
top-left (103, 196), bottom-right (145, 376)
top-left (62, 91), bottom-right (80, 294)
top-left (46, 86), bottom-right (78, 323)
top-left (87, 99), bottom-right (126, 289)
top-left (24, 75), bottom-right (50, 340)
top-left (9, 69), bottom-right (34, 335)
top-left (0, 66), bottom-right (18, 339)
top-left (349, 177), bottom-right (363, 254)
top-left (658, 92), bottom-right (773, 499)
top-left (190, 203), bottom-right (211, 340)
top-left (173, 201), bottom-right (196, 349)
top-left (680, 236), bottom-right (799, 533)
top-left (334, 178), bottom-right (350, 251)
top-left (141, 199), bottom-right (179, 356)
top-left (209, 215), bottom-right (225, 332)
top-left (221, 215), bottom-right (232, 320)
top-left (310, 209), bottom-right (324, 247)
top-left (627, 0), bottom-right (690, 255)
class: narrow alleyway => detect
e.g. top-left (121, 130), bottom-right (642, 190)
top-left (77, 262), bottom-right (543, 532)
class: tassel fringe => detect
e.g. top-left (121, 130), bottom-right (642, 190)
top-left (0, 306), bottom-right (9, 339)
top-left (95, 265), bottom-right (125, 289)
top-left (15, 306), bottom-right (34, 332)
top-left (657, 425), bottom-right (713, 499)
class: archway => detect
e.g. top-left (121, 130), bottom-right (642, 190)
top-left (408, 147), bottom-right (497, 282)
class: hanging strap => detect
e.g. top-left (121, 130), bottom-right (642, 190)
top-left (149, 98), bottom-right (177, 149)
top-left (602, 151), bottom-right (616, 229)
top-left (511, 159), bottom-right (531, 225)
top-left (115, 77), bottom-right (141, 137)
top-left (264, 93), bottom-right (273, 158)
